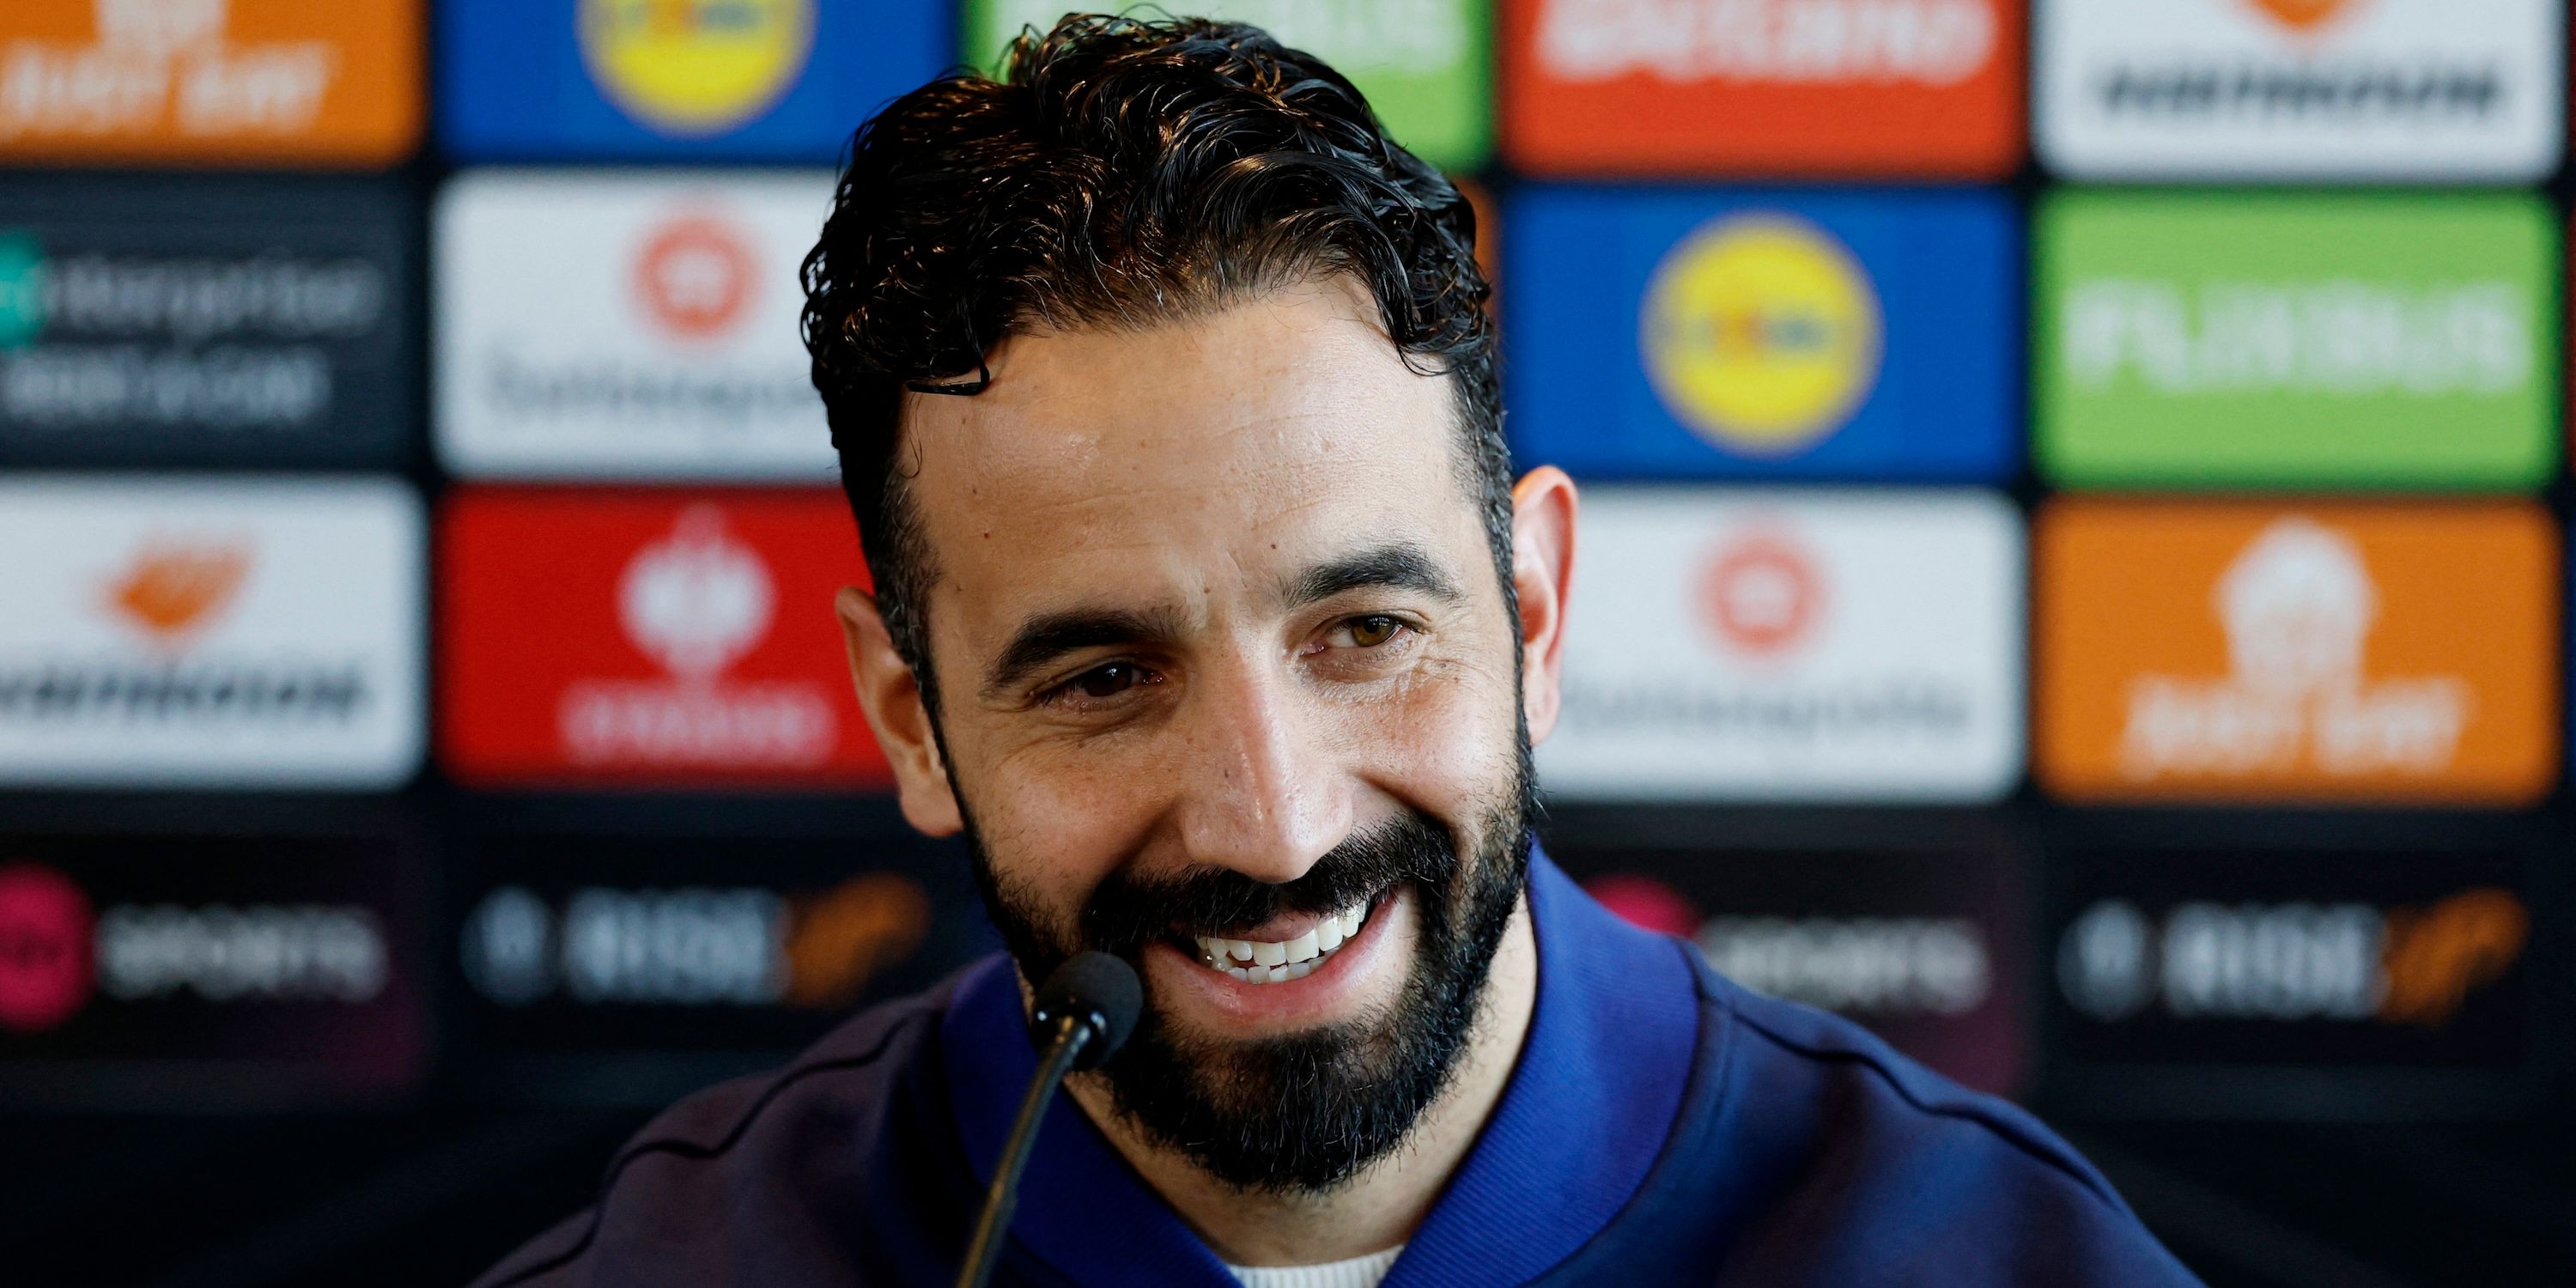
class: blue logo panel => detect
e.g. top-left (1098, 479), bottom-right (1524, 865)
top-left (1505, 187), bottom-right (2019, 482)
top-left (439, 0), bottom-right (946, 161)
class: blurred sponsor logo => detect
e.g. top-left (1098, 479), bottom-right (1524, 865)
top-left (635, 214), bottom-right (754, 340)
top-left (975, 0), bottom-right (1479, 166)
top-left (556, 506), bottom-right (834, 769)
top-left (462, 872), bottom-right (928, 1009)
top-left (106, 543), bottom-right (246, 641)
top-left (435, 173), bottom-right (833, 480)
top-left (0, 859), bottom-right (387, 1033)
top-left (2122, 517), bottom-right (2469, 780)
top-left (0, 863), bottom-right (92, 1033)
top-left (1641, 215), bottom-right (1881, 456)
top-left (1542, 489), bottom-right (2020, 801)
top-left (0, 477), bottom-right (422, 787)
top-left (439, 489), bottom-right (890, 786)
top-left (2245, 0), bottom-right (2353, 32)
top-left (2, 0), bottom-right (333, 139)
top-left (0, 231), bottom-right (391, 435)
top-left (1590, 871), bottom-right (1991, 1018)
top-left (2063, 278), bottom-right (2528, 398)
top-left (2036, 501), bottom-right (2555, 804)
top-left (2036, 0), bottom-right (2560, 179)
top-left (1698, 529), bottom-right (1820, 656)
top-left (1705, 914), bottom-right (1988, 1016)
top-left (1539, 0), bottom-right (1995, 85)
top-left (2059, 887), bottom-right (2524, 1028)
top-left (0, 231), bottom-right (40, 349)
top-left (1505, 0), bottom-right (2018, 176)
top-left (987, 0), bottom-right (1462, 72)
top-left (0, 0), bottom-right (416, 162)
top-left (2037, 194), bottom-right (2552, 489)
top-left (6, 539), bottom-right (360, 724)
top-left (580, 0), bottom-right (813, 137)
top-left (1507, 188), bottom-right (2016, 480)
top-left (96, 900), bottom-right (386, 1003)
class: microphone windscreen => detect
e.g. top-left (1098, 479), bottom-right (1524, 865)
top-left (1031, 951), bottom-right (1143, 1070)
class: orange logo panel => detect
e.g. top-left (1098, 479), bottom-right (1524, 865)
top-left (1500, 0), bottom-right (2023, 178)
top-left (0, 0), bottom-right (420, 165)
top-left (2037, 501), bottom-right (2557, 805)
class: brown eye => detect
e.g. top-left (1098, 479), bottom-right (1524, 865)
top-left (1347, 616), bottom-right (1400, 647)
top-left (1072, 662), bottom-right (1145, 699)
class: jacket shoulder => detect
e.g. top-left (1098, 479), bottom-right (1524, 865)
top-left (1686, 967), bottom-right (2202, 1285)
top-left (468, 984), bottom-right (963, 1288)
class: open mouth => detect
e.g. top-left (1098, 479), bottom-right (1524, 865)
top-left (1185, 893), bottom-right (1377, 985)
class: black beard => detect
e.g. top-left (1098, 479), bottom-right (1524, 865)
top-left (963, 744), bottom-right (1536, 1194)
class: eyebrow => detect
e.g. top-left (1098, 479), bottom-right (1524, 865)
top-left (1284, 542), bottom-right (1465, 609)
top-left (980, 542), bottom-right (1466, 699)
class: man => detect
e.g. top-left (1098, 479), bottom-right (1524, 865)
top-left (475, 15), bottom-right (2199, 1287)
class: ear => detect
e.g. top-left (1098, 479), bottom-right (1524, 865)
top-left (1509, 466), bottom-right (1577, 744)
top-left (835, 586), bottom-right (963, 837)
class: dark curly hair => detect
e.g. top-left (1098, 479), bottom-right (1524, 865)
top-left (800, 13), bottom-right (1503, 708)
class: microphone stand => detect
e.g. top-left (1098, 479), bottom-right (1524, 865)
top-left (953, 951), bottom-right (1138, 1288)
top-left (954, 1013), bottom-right (1092, 1288)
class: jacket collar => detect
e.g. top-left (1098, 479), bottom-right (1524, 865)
top-left (939, 846), bottom-right (1702, 1285)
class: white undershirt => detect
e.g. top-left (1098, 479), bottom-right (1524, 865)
top-left (1224, 1245), bottom-right (1404, 1288)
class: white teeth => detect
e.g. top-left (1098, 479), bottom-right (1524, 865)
top-left (1282, 928), bottom-right (1319, 964)
top-left (1191, 896), bottom-right (1375, 985)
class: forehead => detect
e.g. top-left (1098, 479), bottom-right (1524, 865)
top-left (899, 279), bottom-right (1477, 617)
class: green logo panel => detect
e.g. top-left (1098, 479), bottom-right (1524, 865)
top-left (0, 231), bottom-right (43, 351)
top-left (962, 1), bottom-right (1491, 172)
top-left (2035, 192), bottom-right (2557, 490)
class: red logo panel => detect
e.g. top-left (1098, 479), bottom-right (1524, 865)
top-left (439, 489), bottom-right (891, 787)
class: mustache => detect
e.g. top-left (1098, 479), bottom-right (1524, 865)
top-left (1080, 813), bottom-right (1460, 955)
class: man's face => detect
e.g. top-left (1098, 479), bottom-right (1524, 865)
top-left (882, 277), bottom-right (1539, 1190)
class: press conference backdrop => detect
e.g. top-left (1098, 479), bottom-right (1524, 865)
top-left (0, 0), bottom-right (2570, 1284)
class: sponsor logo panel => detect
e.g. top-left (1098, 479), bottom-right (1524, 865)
top-left (439, 0), bottom-right (941, 161)
top-left (1540, 488), bottom-right (2023, 801)
top-left (0, 0), bottom-right (421, 165)
top-left (1503, 0), bottom-right (2020, 177)
top-left (438, 487), bottom-right (891, 787)
top-left (1557, 841), bottom-right (2024, 1093)
top-left (1507, 186), bottom-right (2015, 481)
top-left (434, 170), bottom-right (835, 481)
top-left (0, 179), bottom-right (414, 468)
top-left (2035, 192), bottom-right (2556, 489)
top-left (2036, 500), bottom-right (2557, 804)
top-left (0, 831), bottom-right (425, 1102)
top-left (2049, 848), bottom-right (2533, 1071)
top-left (452, 834), bottom-right (983, 1064)
top-left (0, 475), bottom-right (424, 788)
top-left (2035, 0), bottom-right (2563, 179)
top-left (967, 0), bottom-right (1490, 170)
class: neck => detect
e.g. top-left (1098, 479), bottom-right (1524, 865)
top-left (1062, 892), bottom-right (1540, 1267)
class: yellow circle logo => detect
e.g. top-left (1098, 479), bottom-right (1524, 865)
top-left (580, 0), bottom-right (815, 137)
top-left (1639, 215), bottom-right (1882, 456)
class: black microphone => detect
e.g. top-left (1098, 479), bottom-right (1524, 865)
top-left (954, 951), bottom-right (1143, 1288)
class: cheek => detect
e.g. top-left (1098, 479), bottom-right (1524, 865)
top-left (1339, 653), bottom-right (1522, 820)
top-left (957, 733), bottom-right (1168, 920)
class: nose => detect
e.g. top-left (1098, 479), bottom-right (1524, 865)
top-left (1170, 659), bottom-right (1352, 886)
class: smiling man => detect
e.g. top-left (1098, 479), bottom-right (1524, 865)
top-left (472, 15), bottom-right (2198, 1288)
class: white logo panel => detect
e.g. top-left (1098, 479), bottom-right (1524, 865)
top-left (0, 475), bottom-right (424, 787)
top-left (1540, 489), bottom-right (2023, 802)
top-left (434, 170), bottom-right (838, 481)
top-left (2036, 0), bottom-right (2563, 179)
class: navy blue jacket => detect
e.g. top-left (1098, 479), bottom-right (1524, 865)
top-left (473, 854), bottom-right (2202, 1286)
